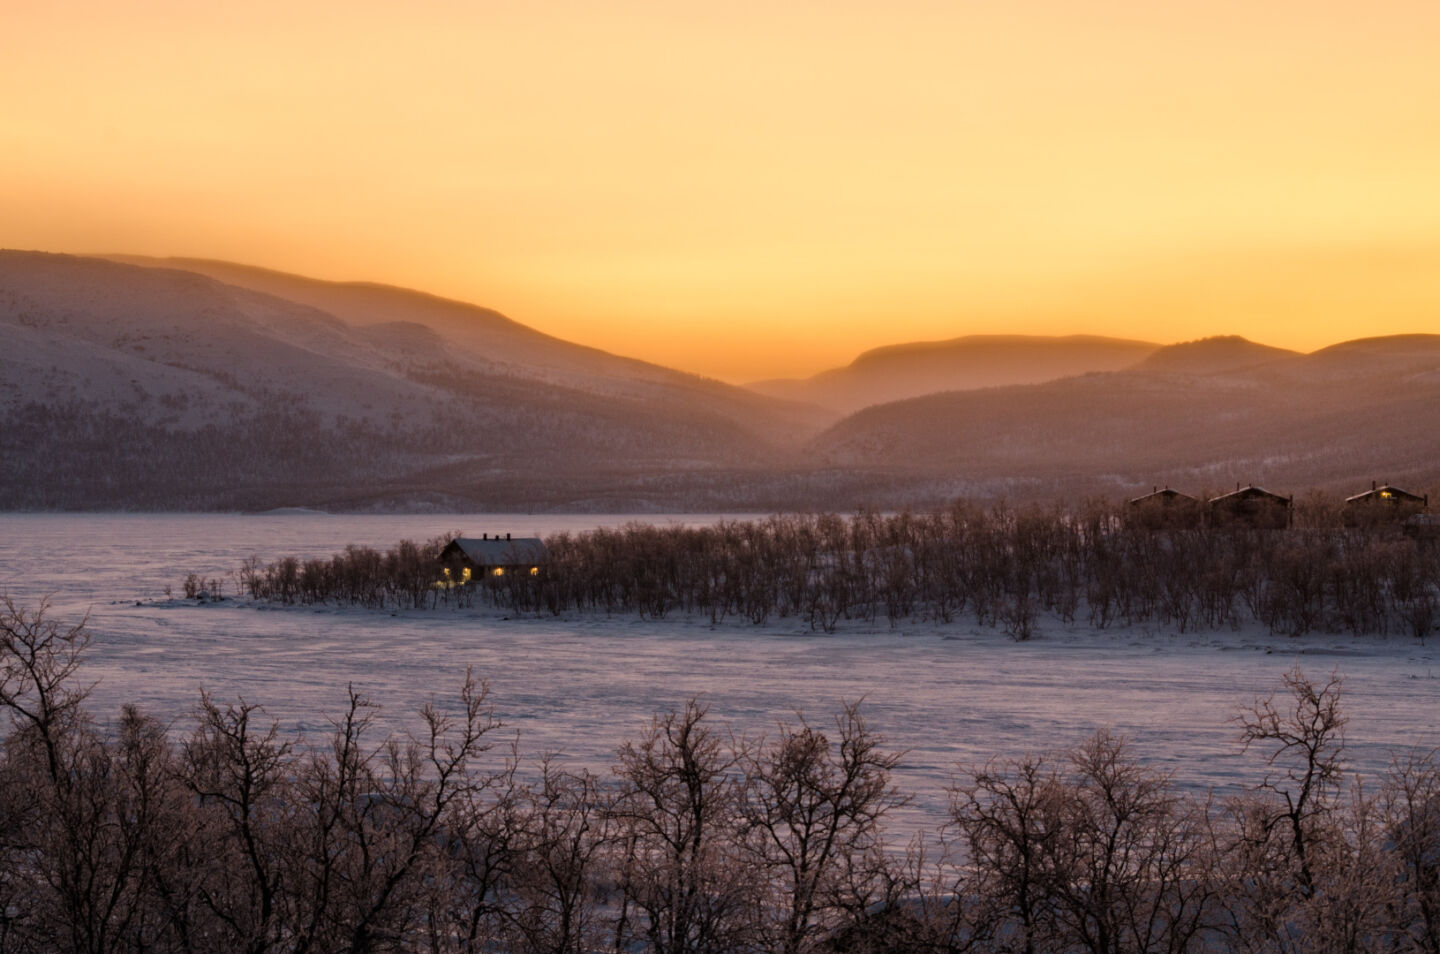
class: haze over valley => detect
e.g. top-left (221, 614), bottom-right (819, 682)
top-left (3, 250), bottom-right (1436, 511)
top-left (748, 334), bottom-right (1161, 413)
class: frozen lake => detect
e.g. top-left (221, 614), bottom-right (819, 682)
top-left (3, 512), bottom-right (1439, 836)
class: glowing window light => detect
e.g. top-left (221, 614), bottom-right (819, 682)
top-left (529, 566), bottom-right (539, 576)
top-left (462, 567), bottom-right (471, 582)
top-left (492, 567), bottom-right (505, 577)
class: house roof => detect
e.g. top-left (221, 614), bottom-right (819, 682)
top-left (1129, 487), bottom-right (1196, 506)
top-left (442, 537), bottom-right (548, 565)
top-left (1344, 484), bottom-right (1426, 505)
top-left (1209, 485), bottom-right (1290, 506)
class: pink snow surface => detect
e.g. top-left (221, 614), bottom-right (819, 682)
top-left (3, 513), bottom-right (1438, 838)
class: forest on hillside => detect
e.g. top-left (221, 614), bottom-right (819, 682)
top-left (0, 396), bottom-right (777, 512)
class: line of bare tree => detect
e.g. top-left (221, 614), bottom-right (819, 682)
top-left (233, 500), bottom-right (1439, 639)
top-left (234, 535), bottom-right (455, 611)
top-left (2, 598), bottom-right (1439, 953)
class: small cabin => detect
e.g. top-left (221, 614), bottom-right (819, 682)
top-left (1345, 482), bottom-right (1429, 527)
top-left (1345, 482), bottom-right (1428, 507)
top-left (1127, 487), bottom-right (1202, 529)
top-left (438, 534), bottom-right (547, 585)
top-left (1209, 484), bottom-right (1292, 529)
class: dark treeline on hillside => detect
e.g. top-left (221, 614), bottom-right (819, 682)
top-left (0, 401), bottom-right (445, 511)
top-left (0, 401), bottom-right (778, 513)
top-left (0, 398), bottom-right (1037, 514)
top-left (3, 600), bottom-right (1440, 953)
top-left (236, 502), bottom-right (1440, 639)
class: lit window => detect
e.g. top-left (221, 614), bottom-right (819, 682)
top-left (529, 566), bottom-right (539, 576)
top-left (492, 567), bottom-right (505, 577)
top-left (462, 567), bottom-right (471, 582)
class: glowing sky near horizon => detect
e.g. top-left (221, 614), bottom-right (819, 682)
top-left (4, 1), bottom-right (1440, 381)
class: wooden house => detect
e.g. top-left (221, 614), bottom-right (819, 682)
top-left (438, 534), bottom-right (547, 584)
top-left (1208, 484), bottom-right (1292, 529)
top-left (1127, 487), bottom-right (1202, 529)
top-left (1345, 482), bottom-right (1428, 507)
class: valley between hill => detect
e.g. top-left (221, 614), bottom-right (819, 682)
top-left (3, 251), bottom-right (1436, 510)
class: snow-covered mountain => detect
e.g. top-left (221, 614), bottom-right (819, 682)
top-left (103, 255), bottom-right (831, 443)
top-left (5, 252), bottom-right (1437, 510)
top-left (0, 252), bottom-right (821, 510)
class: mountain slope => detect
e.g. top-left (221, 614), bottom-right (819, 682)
top-left (1134, 335), bottom-right (1302, 376)
top-left (8, 252), bottom-right (1438, 510)
top-left (810, 335), bottom-right (1440, 496)
top-left (104, 255), bottom-right (834, 440)
top-left (747, 334), bottom-right (1160, 413)
top-left (0, 251), bottom-right (800, 509)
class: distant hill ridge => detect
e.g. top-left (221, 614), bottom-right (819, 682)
top-left (0, 250), bottom-right (820, 510)
top-left (1308, 334), bottom-right (1440, 367)
top-left (810, 331), bottom-right (1440, 498)
top-left (1134, 335), bottom-right (1302, 375)
top-left (3, 249), bottom-right (1438, 510)
top-left (747, 333), bottom-right (1162, 413)
top-left (102, 256), bottom-right (807, 408)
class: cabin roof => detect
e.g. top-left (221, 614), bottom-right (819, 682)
top-left (441, 537), bottom-right (547, 565)
top-left (1209, 485), bottom-right (1290, 506)
top-left (1129, 487), bottom-right (1196, 506)
top-left (1344, 484), bottom-right (1426, 505)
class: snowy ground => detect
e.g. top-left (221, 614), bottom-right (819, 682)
top-left (3, 513), bottom-right (1439, 838)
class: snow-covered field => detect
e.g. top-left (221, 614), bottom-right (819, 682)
top-left (3, 513), bottom-right (1438, 836)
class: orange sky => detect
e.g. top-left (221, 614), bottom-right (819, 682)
top-left (4, 0), bottom-right (1440, 381)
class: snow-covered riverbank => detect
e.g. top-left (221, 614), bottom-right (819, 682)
top-left (4, 512), bottom-right (1437, 837)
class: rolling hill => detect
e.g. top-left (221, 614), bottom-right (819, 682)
top-left (810, 335), bottom-right (1440, 499)
top-left (102, 254), bottom-right (833, 444)
top-left (747, 334), bottom-right (1161, 413)
top-left (1132, 335), bottom-right (1302, 376)
top-left (4, 251), bottom-right (1438, 510)
top-left (0, 251), bottom-right (821, 510)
